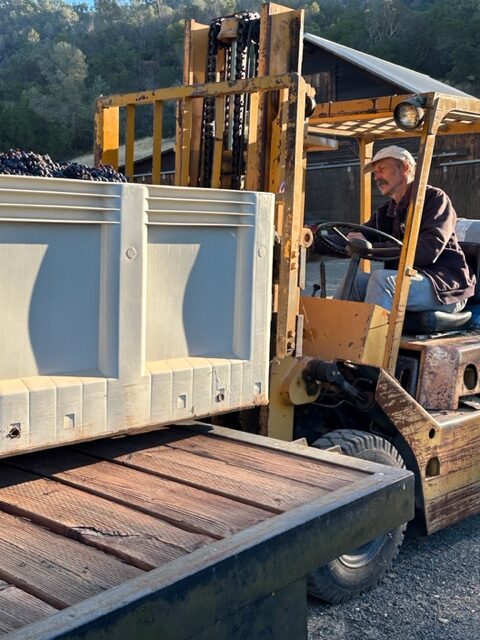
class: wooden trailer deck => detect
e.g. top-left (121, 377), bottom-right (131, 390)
top-left (0, 423), bottom-right (413, 640)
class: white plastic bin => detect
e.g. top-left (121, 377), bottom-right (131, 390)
top-left (0, 176), bottom-right (274, 455)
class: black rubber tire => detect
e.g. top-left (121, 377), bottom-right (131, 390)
top-left (307, 429), bottom-right (406, 604)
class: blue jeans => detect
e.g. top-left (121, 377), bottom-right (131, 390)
top-left (334, 268), bottom-right (465, 313)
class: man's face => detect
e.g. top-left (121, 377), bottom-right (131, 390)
top-left (372, 158), bottom-right (408, 198)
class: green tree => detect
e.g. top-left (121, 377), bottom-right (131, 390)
top-left (24, 41), bottom-right (91, 154)
top-left (429, 0), bottom-right (480, 95)
top-left (0, 0), bottom-right (477, 159)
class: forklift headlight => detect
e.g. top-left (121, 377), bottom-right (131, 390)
top-left (393, 96), bottom-right (426, 131)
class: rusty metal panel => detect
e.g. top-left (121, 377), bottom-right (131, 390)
top-left (375, 368), bottom-right (480, 533)
top-left (407, 334), bottom-right (480, 410)
top-left (274, 75), bottom-right (312, 359)
top-left (255, 3), bottom-right (304, 193)
top-left (96, 74), bottom-right (299, 188)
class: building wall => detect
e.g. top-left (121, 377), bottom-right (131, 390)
top-left (305, 134), bottom-right (480, 225)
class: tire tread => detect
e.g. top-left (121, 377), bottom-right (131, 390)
top-left (307, 429), bottom-right (406, 603)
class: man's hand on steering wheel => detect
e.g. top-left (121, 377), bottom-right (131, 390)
top-left (346, 231), bottom-right (366, 241)
top-left (313, 221), bottom-right (402, 262)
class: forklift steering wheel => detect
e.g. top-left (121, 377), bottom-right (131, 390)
top-left (315, 221), bottom-right (402, 262)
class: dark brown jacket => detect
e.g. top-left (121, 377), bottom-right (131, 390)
top-left (365, 184), bottom-right (475, 305)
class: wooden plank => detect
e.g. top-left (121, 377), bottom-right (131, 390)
top-left (5, 465), bottom-right (413, 640)
top-left (0, 511), bottom-right (142, 609)
top-left (0, 582), bottom-right (57, 635)
top-left (10, 450), bottom-right (274, 540)
top-left (138, 429), bottom-right (365, 488)
top-left (0, 465), bottom-right (213, 571)
top-left (77, 437), bottom-right (332, 512)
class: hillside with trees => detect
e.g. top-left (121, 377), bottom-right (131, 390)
top-left (0, 0), bottom-right (478, 159)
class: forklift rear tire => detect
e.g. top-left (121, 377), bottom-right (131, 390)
top-left (307, 429), bottom-right (406, 604)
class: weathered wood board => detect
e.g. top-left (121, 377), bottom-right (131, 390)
top-left (0, 423), bottom-right (413, 640)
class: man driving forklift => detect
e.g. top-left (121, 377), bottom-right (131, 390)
top-left (313, 145), bottom-right (476, 312)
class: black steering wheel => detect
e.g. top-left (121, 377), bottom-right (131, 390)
top-left (315, 221), bottom-right (402, 262)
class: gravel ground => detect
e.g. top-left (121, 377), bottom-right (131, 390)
top-left (307, 514), bottom-right (480, 640)
top-left (305, 259), bottom-right (479, 640)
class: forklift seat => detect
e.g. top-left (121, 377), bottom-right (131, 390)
top-left (403, 308), bottom-right (471, 334)
top-left (403, 228), bottom-right (480, 334)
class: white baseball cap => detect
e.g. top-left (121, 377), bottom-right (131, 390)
top-left (364, 145), bottom-right (416, 173)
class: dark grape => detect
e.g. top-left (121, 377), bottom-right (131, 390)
top-left (0, 149), bottom-right (127, 183)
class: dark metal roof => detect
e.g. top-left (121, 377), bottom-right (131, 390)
top-left (72, 137), bottom-right (175, 166)
top-left (304, 33), bottom-right (474, 98)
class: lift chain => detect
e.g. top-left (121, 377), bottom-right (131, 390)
top-left (200, 13), bottom-right (259, 189)
top-left (231, 14), bottom-right (260, 190)
top-left (200, 19), bottom-right (221, 187)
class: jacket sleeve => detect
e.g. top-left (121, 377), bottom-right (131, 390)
top-left (414, 189), bottom-right (456, 268)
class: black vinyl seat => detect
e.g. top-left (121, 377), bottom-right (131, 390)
top-left (403, 241), bottom-right (480, 334)
top-left (403, 308), bottom-right (472, 334)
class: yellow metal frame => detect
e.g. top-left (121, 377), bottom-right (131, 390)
top-left (95, 73), bottom-right (302, 182)
top-left (309, 93), bottom-right (480, 138)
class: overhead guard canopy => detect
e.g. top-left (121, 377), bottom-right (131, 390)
top-left (308, 92), bottom-right (480, 140)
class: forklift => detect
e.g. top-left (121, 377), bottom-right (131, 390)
top-left (294, 90), bottom-right (480, 601)
top-left (94, 3), bottom-right (479, 604)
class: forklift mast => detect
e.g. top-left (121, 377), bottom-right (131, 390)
top-left (179, 4), bottom-right (310, 364)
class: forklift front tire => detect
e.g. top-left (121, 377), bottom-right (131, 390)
top-left (307, 429), bottom-right (407, 604)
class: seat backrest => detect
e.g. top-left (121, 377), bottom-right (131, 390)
top-left (456, 219), bottom-right (480, 304)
